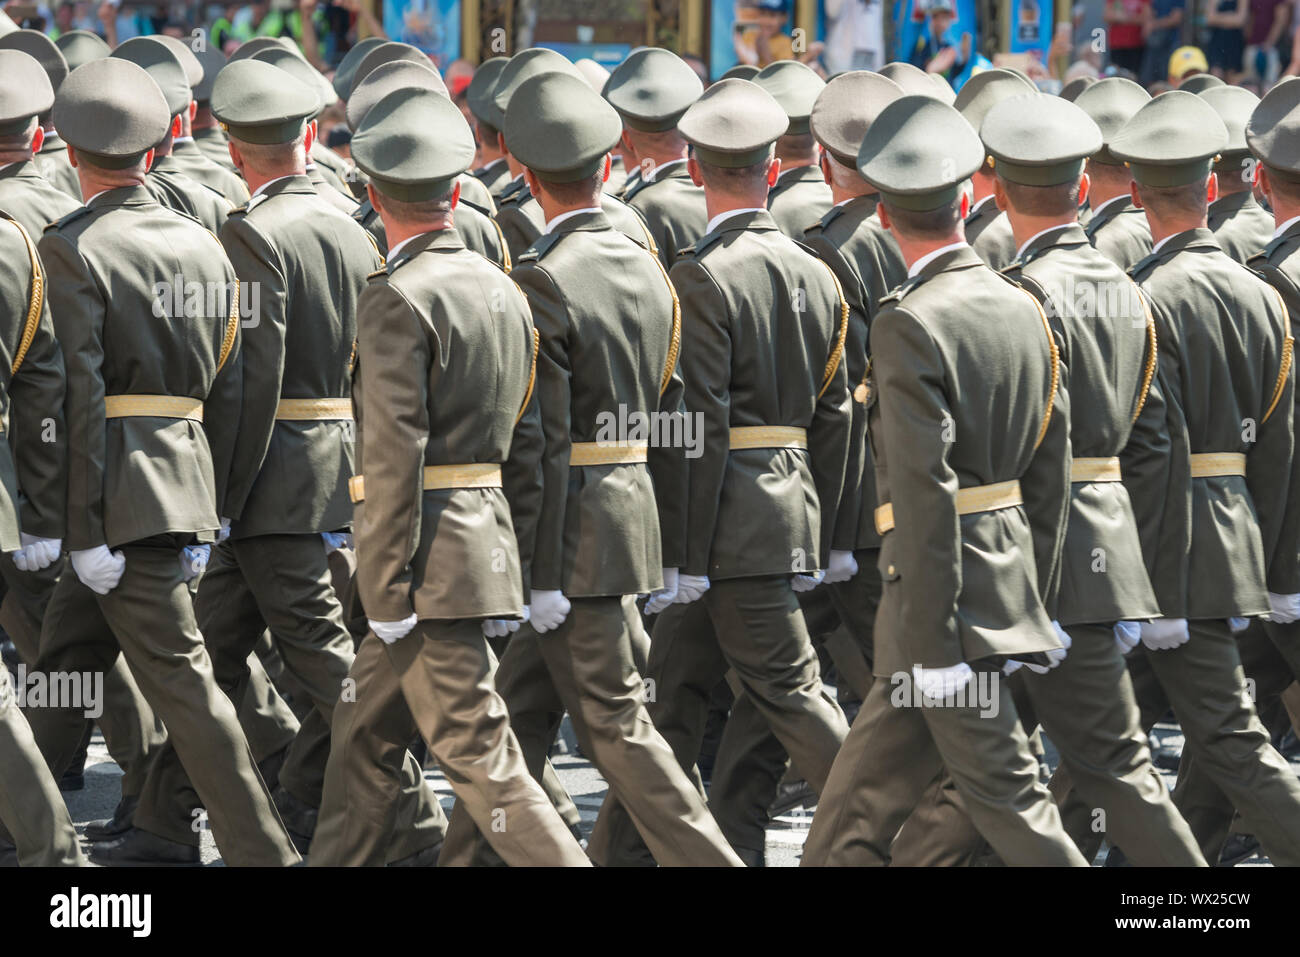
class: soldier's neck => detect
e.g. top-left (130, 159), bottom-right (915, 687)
top-left (1005, 208), bottom-right (1077, 252)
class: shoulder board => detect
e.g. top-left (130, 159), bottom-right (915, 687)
top-left (0, 209), bottom-right (14, 225)
top-left (1262, 230), bottom-right (1300, 262)
top-left (1004, 269), bottom-right (1050, 307)
top-left (1127, 249), bottom-right (1165, 280)
top-left (46, 205), bottom-right (93, 232)
top-left (815, 203), bottom-right (845, 232)
top-left (367, 267), bottom-right (388, 281)
top-left (692, 230), bottom-right (727, 257)
top-left (460, 197), bottom-right (494, 217)
top-left (998, 258), bottom-right (1026, 276)
top-left (879, 276), bottom-right (922, 306)
top-left (517, 230), bottom-right (565, 264)
top-left (674, 244), bottom-right (696, 261)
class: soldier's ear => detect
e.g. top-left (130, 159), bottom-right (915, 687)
top-left (171, 114), bottom-right (184, 140)
top-left (31, 125), bottom-right (44, 155)
top-left (66, 143), bottom-right (77, 168)
top-left (1077, 172), bottom-right (1090, 208)
top-left (687, 153), bottom-right (703, 187)
top-left (450, 179), bottom-right (462, 210)
top-left (992, 176), bottom-right (1008, 213)
top-left (1129, 180), bottom-right (1143, 210)
top-left (188, 101), bottom-right (198, 125)
top-left (959, 190), bottom-right (970, 219)
top-left (601, 153), bottom-right (611, 184)
top-left (876, 201), bottom-right (892, 231)
top-left (304, 120), bottom-right (316, 156)
top-left (766, 157), bottom-right (781, 188)
top-left (1257, 165), bottom-right (1273, 205)
top-left (497, 130), bottom-right (508, 155)
top-left (818, 152), bottom-right (831, 185)
top-left (1205, 172), bottom-right (1219, 206)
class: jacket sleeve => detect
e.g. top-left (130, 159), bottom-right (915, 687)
top-left (1248, 287), bottom-right (1296, 594)
top-left (1146, 295), bottom-right (1193, 618)
top-left (218, 214), bottom-right (287, 522)
top-left (807, 285), bottom-right (851, 568)
top-left (353, 281), bottom-right (429, 622)
top-left (512, 263), bottom-right (571, 592)
top-left (1020, 361), bottom-right (1072, 617)
top-left (38, 232), bottom-right (106, 550)
top-left (649, 334), bottom-right (689, 571)
top-left (1120, 344), bottom-right (1171, 588)
top-left (200, 244), bottom-right (243, 520)
top-left (502, 310), bottom-right (545, 600)
top-left (871, 305), bottom-right (963, 667)
top-left (8, 285), bottom-right (67, 539)
top-left (672, 258), bottom-right (732, 578)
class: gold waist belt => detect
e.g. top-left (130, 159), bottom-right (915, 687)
top-left (875, 479), bottom-right (1023, 536)
top-left (1189, 452), bottom-right (1247, 478)
top-left (104, 394), bottom-right (203, 422)
top-left (275, 398), bottom-right (353, 420)
top-left (569, 441), bottom-right (649, 467)
top-left (728, 426), bottom-right (808, 451)
top-left (1070, 456), bottom-right (1122, 483)
top-left (348, 463), bottom-right (502, 504)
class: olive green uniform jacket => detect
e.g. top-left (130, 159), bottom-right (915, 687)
top-left (1208, 190), bottom-right (1274, 265)
top-left (0, 159), bottom-right (79, 236)
top-left (969, 201), bottom-right (1017, 271)
top-left (673, 208), bottom-right (851, 581)
top-left (1002, 223), bottom-right (1162, 625)
top-left (147, 154), bottom-right (233, 234)
top-left (1086, 197), bottom-right (1153, 272)
top-left (868, 244), bottom-right (1071, 674)
top-left (767, 164), bottom-right (833, 240)
top-left (352, 227), bottom-right (542, 621)
top-left (472, 157), bottom-right (512, 203)
top-left (624, 159), bottom-right (707, 270)
top-left (219, 174), bottom-right (381, 540)
top-left (514, 209), bottom-right (686, 597)
top-left (0, 213), bottom-right (66, 549)
top-left (354, 193), bottom-right (509, 269)
top-left (170, 137), bottom-right (250, 204)
top-left (494, 177), bottom-right (656, 262)
top-left (1130, 228), bottom-right (1295, 618)
top-left (803, 193), bottom-right (907, 552)
top-left (38, 185), bottom-right (243, 548)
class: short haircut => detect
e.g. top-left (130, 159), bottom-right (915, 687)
top-left (775, 131), bottom-right (817, 164)
top-left (823, 153), bottom-right (863, 191)
top-left (625, 125), bottom-right (688, 160)
top-left (232, 130), bottom-right (307, 174)
top-left (0, 119), bottom-right (37, 154)
top-left (997, 177), bottom-right (1081, 218)
top-left (535, 167), bottom-right (604, 206)
top-left (72, 147), bottom-right (148, 175)
top-left (882, 196), bottom-right (964, 239)
top-left (374, 186), bottom-right (455, 224)
top-left (1267, 170), bottom-right (1300, 206)
top-left (695, 152), bottom-right (774, 195)
top-left (1134, 176), bottom-right (1208, 220)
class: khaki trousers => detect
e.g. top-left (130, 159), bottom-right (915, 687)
top-left (587, 577), bottom-right (847, 866)
top-left (23, 538), bottom-right (299, 865)
top-left (444, 595), bottom-right (741, 867)
top-left (800, 659), bottom-right (1088, 867)
top-left (0, 665), bottom-right (84, 865)
top-left (312, 621), bottom-right (588, 866)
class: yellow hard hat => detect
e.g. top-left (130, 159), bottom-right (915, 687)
top-left (1168, 46), bottom-right (1208, 81)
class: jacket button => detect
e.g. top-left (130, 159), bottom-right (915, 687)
top-left (887, 564), bottom-right (896, 576)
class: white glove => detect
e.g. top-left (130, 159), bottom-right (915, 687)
top-left (483, 605), bottom-right (529, 638)
top-left (1228, 616), bottom-right (1250, 634)
top-left (530, 590), bottom-right (571, 634)
top-left (370, 613), bottom-right (418, 644)
top-left (792, 569), bottom-right (826, 592)
top-left (70, 545), bottom-right (126, 595)
top-left (1140, 617), bottom-right (1190, 651)
top-left (823, 550), bottom-right (859, 584)
top-left (218, 517), bottom-right (231, 542)
top-left (1002, 659), bottom-right (1023, 676)
top-left (912, 663), bottom-right (975, 701)
top-left (180, 544), bottom-right (210, 582)
top-left (321, 531), bottom-right (354, 553)
top-left (1266, 592), bottom-right (1300, 624)
top-left (13, 533), bottom-right (61, 572)
top-left (1114, 620), bottom-right (1141, 656)
top-left (1026, 621), bottom-right (1072, 674)
top-left (675, 574), bottom-right (711, 604)
top-left (644, 568), bottom-right (679, 615)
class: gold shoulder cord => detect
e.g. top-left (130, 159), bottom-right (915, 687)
top-left (1014, 286), bottom-right (1060, 450)
top-left (510, 278), bottom-right (539, 423)
top-left (6, 217), bottom-right (44, 377)
top-left (1127, 281), bottom-right (1158, 426)
top-left (646, 250), bottom-right (681, 396)
top-left (637, 216), bottom-right (660, 259)
top-left (1262, 284), bottom-right (1294, 425)
top-left (216, 279), bottom-right (240, 373)
top-left (813, 258), bottom-right (849, 400)
top-left (489, 216), bottom-right (512, 273)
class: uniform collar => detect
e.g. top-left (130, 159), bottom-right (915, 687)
top-left (251, 172), bottom-right (315, 200)
top-left (87, 183), bottom-right (156, 209)
top-left (908, 239), bottom-right (971, 278)
top-left (776, 163), bottom-right (823, 187)
top-left (1151, 226), bottom-right (1219, 257)
top-left (705, 206), bottom-right (772, 236)
top-left (644, 157), bottom-right (689, 184)
top-left (0, 158), bottom-right (44, 181)
top-left (545, 205), bottom-right (603, 234)
top-left (966, 193), bottom-right (997, 221)
top-left (386, 227), bottom-right (463, 269)
top-left (1015, 221), bottom-right (1085, 260)
top-left (1209, 189), bottom-right (1256, 217)
top-left (545, 207), bottom-right (611, 236)
top-left (1089, 194), bottom-right (1131, 220)
top-left (1273, 213), bottom-right (1300, 241)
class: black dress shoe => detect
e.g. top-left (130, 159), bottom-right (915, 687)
top-left (84, 794), bottom-right (139, 843)
top-left (272, 786), bottom-right (318, 854)
top-left (0, 840), bottom-right (17, 867)
top-left (59, 772), bottom-right (85, 792)
top-left (768, 779), bottom-right (817, 817)
top-left (88, 827), bottom-right (200, 866)
top-left (1217, 833), bottom-right (1261, 867)
top-left (386, 840), bottom-right (442, 867)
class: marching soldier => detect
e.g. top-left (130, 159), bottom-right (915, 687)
top-left (440, 71), bottom-right (743, 867)
top-left (23, 57), bottom-right (300, 867)
top-left (1074, 78), bottom-right (1154, 271)
top-left (799, 95), bottom-right (1087, 867)
top-left (346, 61), bottom-right (509, 268)
top-left (1199, 86), bottom-right (1274, 264)
top-left (111, 38), bottom-right (233, 234)
top-left (0, 30), bottom-right (79, 200)
top-left (465, 57), bottom-right (512, 200)
top-left (605, 48), bottom-right (707, 268)
top-left (976, 91), bottom-right (1206, 865)
top-left (53, 29), bottom-right (108, 71)
top-left (311, 86), bottom-right (590, 867)
top-left (1104, 90), bottom-right (1300, 865)
top-left (154, 38), bottom-right (251, 205)
top-left (754, 60), bottom-right (832, 239)
top-left (0, 50), bottom-right (80, 234)
top-left (487, 49), bottom-right (657, 261)
top-left (953, 68), bottom-right (1037, 271)
top-left (0, 199), bottom-right (82, 868)
top-left (588, 78), bottom-right (853, 867)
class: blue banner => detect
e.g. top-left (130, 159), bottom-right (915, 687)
top-left (383, 0), bottom-right (460, 70)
